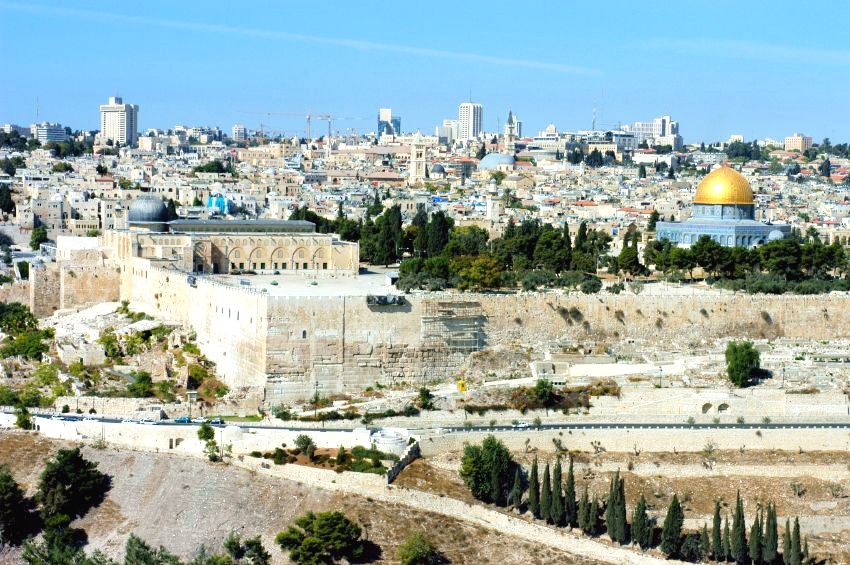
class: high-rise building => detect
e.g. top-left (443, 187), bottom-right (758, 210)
top-left (784, 133), bottom-right (813, 152)
top-left (99, 96), bottom-right (139, 146)
top-left (232, 124), bottom-right (247, 143)
top-left (378, 108), bottom-right (401, 138)
top-left (623, 114), bottom-right (681, 150)
top-left (32, 122), bottom-right (67, 144)
top-left (458, 102), bottom-right (483, 142)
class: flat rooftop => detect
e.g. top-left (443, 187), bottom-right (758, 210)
top-left (206, 269), bottom-right (399, 297)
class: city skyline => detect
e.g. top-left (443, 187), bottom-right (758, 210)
top-left (2, 1), bottom-right (850, 143)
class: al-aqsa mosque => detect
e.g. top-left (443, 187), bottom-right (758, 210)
top-left (655, 165), bottom-right (790, 247)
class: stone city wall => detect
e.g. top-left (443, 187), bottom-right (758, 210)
top-left (107, 264), bottom-right (850, 402)
top-left (0, 280), bottom-right (30, 306)
top-left (419, 426), bottom-right (850, 457)
top-left (59, 264), bottom-right (120, 310)
top-left (29, 263), bottom-right (60, 317)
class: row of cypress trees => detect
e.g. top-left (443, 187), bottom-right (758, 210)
top-left (520, 457), bottom-right (812, 563)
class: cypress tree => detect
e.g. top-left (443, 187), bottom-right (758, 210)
top-left (528, 457), bottom-right (540, 518)
top-left (700, 524), bottom-right (710, 562)
top-left (802, 537), bottom-right (809, 565)
top-left (564, 457), bottom-right (577, 526)
top-left (731, 491), bottom-right (748, 563)
top-left (589, 494), bottom-right (600, 536)
top-left (783, 518), bottom-right (791, 565)
top-left (660, 494), bottom-right (683, 558)
top-left (606, 470), bottom-right (620, 540)
top-left (763, 503), bottom-right (778, 564)
top-left (723, 515), bottom-right (732, 562)
top-left (507, 467), bottom-right (523, 508)
top-left (632, 493), bottom-right (651, 550)
top-left (749, 508), bottom-right (763, 565)
top-left (789, 518), bottom-right (801, 565)
top-left (551, 459), bottom-right (564, 526)
top-left (712, 500), bottom-right (723, 561)
top-left (614, 476), bottom-right (627, 544)
top-left (540, 463), bottom-right (552, 523)
top-left (578, 487), bottom-right (590, 533)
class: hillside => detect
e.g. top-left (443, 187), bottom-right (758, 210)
top-left (0, 430), bottom-right (600, 564)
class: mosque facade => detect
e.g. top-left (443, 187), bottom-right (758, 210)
top-left (655, 166), bottom-right (790, 248)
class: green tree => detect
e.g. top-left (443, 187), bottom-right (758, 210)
top-left (459, 435), bottom-right (515, 506)
top-left (123, 533), bottom-right (182, 564)
top-left (36, 447), bottom-right (109, 520)
top-left (647, 209), bottom-right (659, 231)
top-left (550, 459), bottom-right (564, 526)
top-left (540, 462), bottom-right (552, 523)
top-left (197, 422), bottom-right (215, 442)
top-left (749, 508), bottom-right (763, 565)
top-left (0, 185), bottom-right (15, 214)
top-left (660, 494), bottom-right (683, 558)
top-left (276, 511), bottom-right (364, 564)
top-left (700, 524), bottom-right (710, 562)
top-left (819, 157), bottom-right (831, 177)
top-left (763, 503), bottom-right (778, 564)
top-left (528, 457), bottom-right (540, 518)
top-left (15, 404), bottom-right (33, 430)
top-left (789, 517), bottom-right (802, 565)
top-left (638, 164), bottom-right (647, 179)
top-left (712, 500), bottom-right (723, 561)
top-left (475, 142), bottom-right (487, 160)
top-left (564, 457), bottom-right (577, 526)
top-left (585, 148), bottom-right (603, 167)
top-left (726, 341), bottom-right (761, 388)
top-left (397, 531), bottom-right (440, 565)
top-left (0, 464), bottom-right (31, 545)
top-left (632, 493), bottom-right (652, 550)
top-left (578, 488), bottom-right (591, 533)
top-left (731, 491), bottom-right (748, 564)
top-left (127, 370), bottom-right (154, 398)
top-left (724, 515), bottom-right (732, 562)
top-left (507, 467), bottom-right (523, 508)
top-left (30, 225), bottom-right (48, 250)
top-left (295, 434), bottom-right (316, 460)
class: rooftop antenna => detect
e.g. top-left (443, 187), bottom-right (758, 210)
top-left (591, 107), bottom-right (596, 131)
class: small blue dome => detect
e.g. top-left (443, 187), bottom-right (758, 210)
top-left (431, 164), bottom-right (445, 174)
top-left (768, 229), bottom-right (785, 241)
top-left (478, 152), bottom-right (515, 171)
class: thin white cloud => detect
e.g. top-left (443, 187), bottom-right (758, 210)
top-left (645, 37), bottom-right (850, 64)
top-left (0, 2), bottom-right (599, 75)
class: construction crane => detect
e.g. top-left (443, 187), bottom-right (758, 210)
top-left (240, 110), bottom-right (312, 143)
top-left (313, 114), bottom-right (363, 158)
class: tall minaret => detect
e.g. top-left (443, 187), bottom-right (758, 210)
top-left (408, 132), bottom-right (427, 186)
top-left (503, 110), bottom-right (518, 153)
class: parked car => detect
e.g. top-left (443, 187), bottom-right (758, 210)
top-left (512, 420), bottom-right (530, 429)
top-left (120, 418), bottom-right (136, 424)
top-left (174, 416), bottom-right (191, 424)
top-left (208, 417), bottom-right (224, 425)
top-left (50, 415), bottom-right (66, 421)
top-left (139, 418), bottom-right (157, 425)
top-left (191, 417), bottom-right (207, 424)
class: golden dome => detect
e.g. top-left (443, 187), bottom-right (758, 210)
top-left (693, 166), bottom-right (754, 205)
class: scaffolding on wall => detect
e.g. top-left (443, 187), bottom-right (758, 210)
top-left (421, 300), bottom-right (484, 353)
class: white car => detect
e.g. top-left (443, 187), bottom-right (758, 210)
top-left (139, 418), bottom-right (157, 425)
top-left (191, 417), bottom-right (207, 424)
top-left (512, 420), bottom-right (531, 429)
top-left (120, 418), bottom-right (136, 424)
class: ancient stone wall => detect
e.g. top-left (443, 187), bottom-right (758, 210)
top-left (0, 280), bottom-right (30, 306)
top-left (419, 426), bottom-right (850, 457)
top-left (29, 263), bottom-right (60, 317)
top-left (59, 265), bottom-right (120, 310)
top-left (112, 268), bottom-right (850, 404)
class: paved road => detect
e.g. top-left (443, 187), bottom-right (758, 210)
top-left (9, 411), bottom-right (850, 434)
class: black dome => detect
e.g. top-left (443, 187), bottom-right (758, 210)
top-left (431, 164), bottom-right (445, 173)
top-left (128, 195), bottom-right (168, 223)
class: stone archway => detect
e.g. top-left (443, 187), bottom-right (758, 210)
top-left (701, 403), bottom-right (713, 414)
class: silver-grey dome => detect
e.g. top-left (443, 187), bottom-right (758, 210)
top-left (128, 195), bottom-right (168, 223)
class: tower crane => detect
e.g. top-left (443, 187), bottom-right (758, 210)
top-left (240, 110), bottom-right (312, 143)
top-left (313, 114), bottom-right (363, 158)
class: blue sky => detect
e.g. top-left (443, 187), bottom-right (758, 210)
top-left (2, 1), bottom-right (849, 144)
